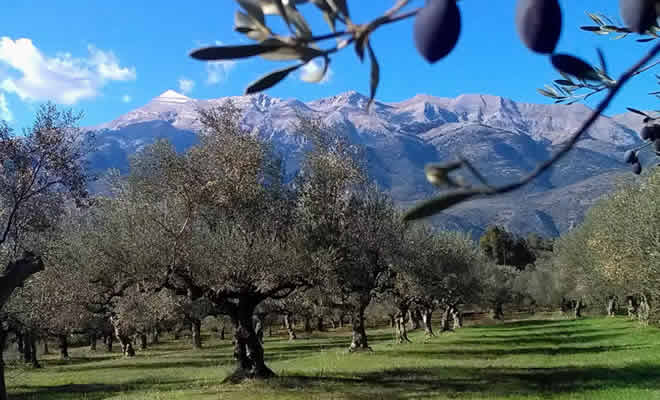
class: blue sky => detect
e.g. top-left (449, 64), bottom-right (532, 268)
top-left (0, 0), bottom-right (657, 129)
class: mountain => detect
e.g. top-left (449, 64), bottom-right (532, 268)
top-left (84, 89), bottom-right (646, 239)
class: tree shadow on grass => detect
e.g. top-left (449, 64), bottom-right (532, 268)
top-left (392, 343), bottom-right (651, 360)
top-left (266, 362), bottom-right (660, 399)
top-left (451, 332), bottom-right (625, 347)
top-left (9, 378), bottom-right (192, 400)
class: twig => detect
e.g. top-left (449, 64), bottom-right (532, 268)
top-left (493, 41), bottom-right (660, 195)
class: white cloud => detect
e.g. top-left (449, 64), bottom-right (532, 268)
top-left (0, 93), bottom-right (12, 121)
top-left (206, 61), bottom-right (236, 85)
top-left (300, 60), bottom-right (333, 84)
top-left (0, 37), bottom-right (136, 105)
top-left (178, 78), bottom-right (195, 94)
top-left (121, 94), bottom-right (132, 103)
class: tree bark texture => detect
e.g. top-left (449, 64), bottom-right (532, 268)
top-left (191, 318), bottom-right (202, 349)
top-left (224, 299), bottom-right (275, 383)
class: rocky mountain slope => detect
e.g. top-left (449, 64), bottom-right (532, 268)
top-left (85, 90), bottom-right (646, 239)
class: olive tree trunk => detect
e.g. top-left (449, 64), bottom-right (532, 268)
top-left (110, 317), bottom-right (135, 357)
top-left (253, 314), bottom-right (264, 344)
top-left (316, 316), bottom-right (325, 332)
top-left (349, 304), bottom-right (371, 352)
top-left (89, 333), bottom-right (97, 351)
top-left (395, 307), bottom-right (411, 343)
top-left (105, 334), bottom-right (113, 353)
top-left (408, 309), bottom-right (420, 330)
top-left (0, 330), bottom-right (8, 400)
top-left (58, 335), bottom-right (70, 360)
top-left (191, 318), bottom-right (202, 349)
top-left (422, 309), bottom-right (434, 337)
top-left (23, 331), bottom-right (40, 368)
top-left (492, 302), bottom-right (504, 320)
top-left (224, 299), bottom-right (275, 383)
top-left (283, 314), bottom-right (296, 341)
top-left (440, 307), bottom-right (452, 332)
top-left (450, 306), bottom-right (463, 329)
top-left (574, 299), bottom-right (585, 318)
top-left (606, 296), bottom-right (618, 317)
top-left (139, 334), bottom-right (148, 350)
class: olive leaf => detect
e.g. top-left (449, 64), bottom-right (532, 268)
top-left (627, 107), bottom-right (651, 117)
top-left (366, 41), bottom-right (379, 110)
top-left (245, 63), bottom-right (303, 94)
top-left (254, 38), bottom-right (325, 61)
top-left (550, 54), bottom-right (601, 82)
top-left (237, 0), bottom-right (265, 25)
top-left (327, 0), bottom-right (349, 18)
top-left (580, 26), bottom-right (601, 32)
top-left (596, 48), bottom-right (607, 76)
top-left (190, 43), bottom-right (285, 60)
top-left (403, 189), bottom-right (482, 221)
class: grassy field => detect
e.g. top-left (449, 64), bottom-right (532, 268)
top-left (7, 316), bottom-right (660, 399)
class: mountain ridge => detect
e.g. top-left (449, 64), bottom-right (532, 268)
top-left (84, 89), bottom-right (648, 239)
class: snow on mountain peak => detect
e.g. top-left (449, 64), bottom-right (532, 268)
top-left (154, 90), bottom-right (191, 103)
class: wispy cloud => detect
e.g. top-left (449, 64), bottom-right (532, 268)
top-left (178, 78), bottom-right (195, 94)
top-left (121, 94), bottom-right (132, 103)
top-left (0, 37), bottom-right (136, 104)
top-left (300, 60), bottom-right (333, 84)
top-left (0, 93), bottom-right (12, 121)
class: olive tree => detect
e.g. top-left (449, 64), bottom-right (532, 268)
top-left (0, 103), bottom-right (91, 399)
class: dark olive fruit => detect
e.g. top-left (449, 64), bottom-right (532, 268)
top-left (624, 149), bottom-right (638, 164)
top-left (632, 161), bottom-right (643, 175)
top-left (641, 124), bottom-right (660, 141)
top-left (620, 0), bottom-right (657, 34)
top-left (414, 0), bottom-right (461, 63)
top-left (516, 0), bottom-right (562, 54)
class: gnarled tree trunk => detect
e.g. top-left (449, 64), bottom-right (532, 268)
top-left (0, 330), bottom-right (8, 400)
top-left (422, 309), bottom-right (434, 337)
top-left (574, 299), bottom-right (585, 318)
top-left (110, 317), bottom-right (135, 357)
top-left (316, 316), bottom-right (325, 332)
top-left (253, 314), bottom-right (264, 344)
top-left (638, 295), bottom-right (650, 325)
top-left (408, 309), bottom-right (420, 330)
top-left (224, 298), bottom-right (275, 383)
top-left (152, 328), bottom-right (160, 345)
top-left (492, 302), bottom-right (504, 320)
top-left (89, 332), bottom-right (97, 351)
top-left (349, 304), bottom-right (371, 352)
top-left (440, 307), bottom-right (452, 331)
top-left (139, 334), bottom-right (148, 350)
top-left (42, 338), bottom-right (49, 355)
top-left (23, 331), bottom-right (40, 368)
top-left (191, 318), bottom-right (202, 349)
top-left (606, 296), bottom-right (618, 317)
top-left (450, 306), bottom-right (463, 330)
top-left (395, 307), bottom-right (411, 343)
top-left (105, 334), bottom-right (113, 353)
top-left (283, 313), bottom-right (296, 341)
top-left (58, 335), bottom-right (69, 360)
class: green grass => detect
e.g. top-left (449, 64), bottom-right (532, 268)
top-left (8, 315), bottom-right (660, 399)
